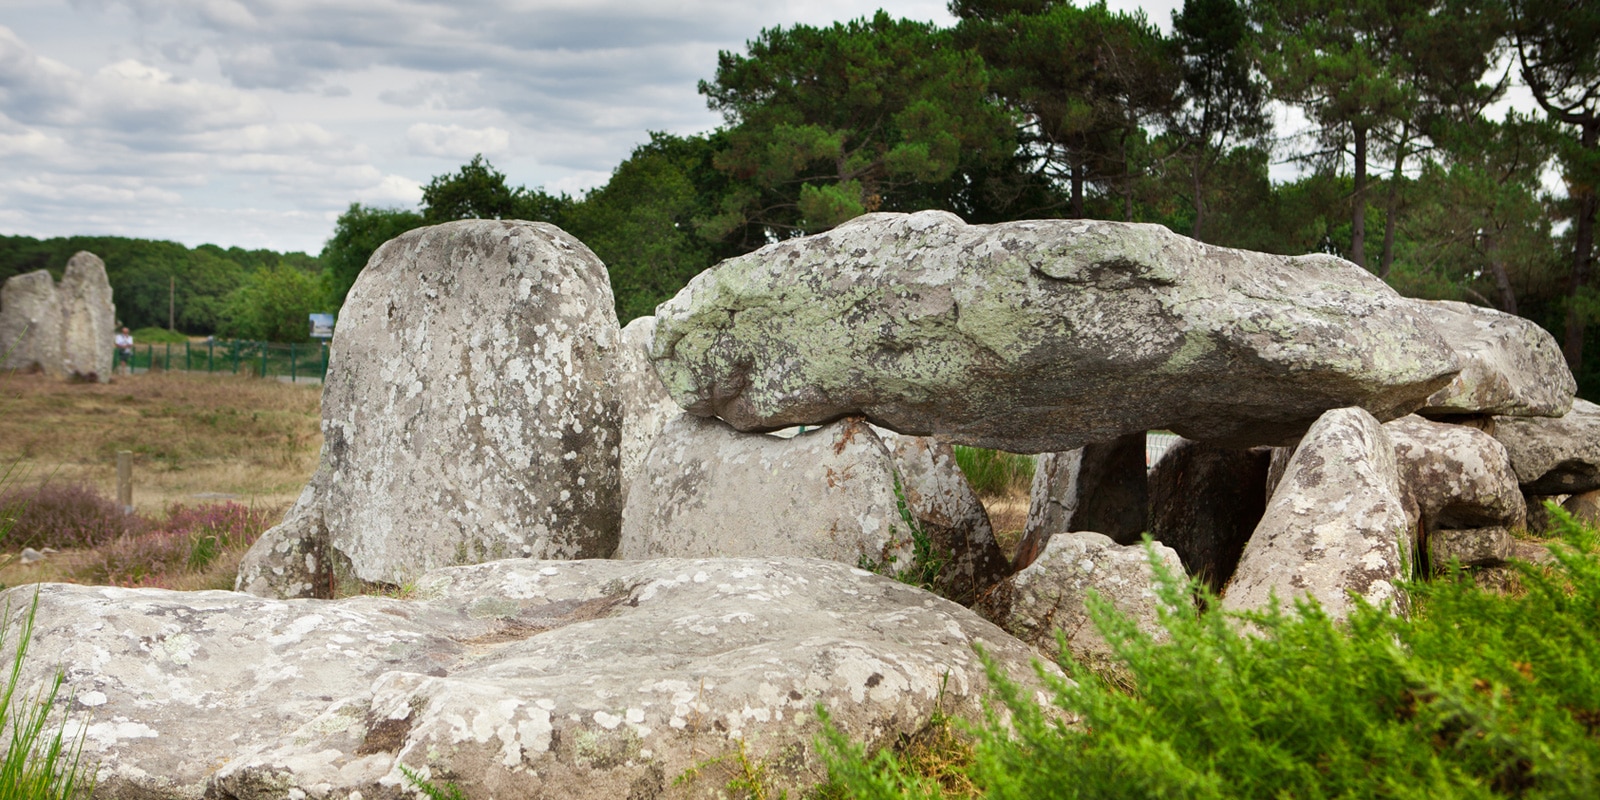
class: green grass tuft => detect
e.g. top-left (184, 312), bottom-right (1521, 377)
top-left (951, 447), bottom-right (1033, 498)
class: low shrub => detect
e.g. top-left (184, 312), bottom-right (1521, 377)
top-left (824, 513), bottom-right (1600, 799)
top-left (0, 482), bottom-right (145, 550)
top-left (952, 447), bottom-right (1033, 498)
top-left (90, 501), bottom-right (273, 587)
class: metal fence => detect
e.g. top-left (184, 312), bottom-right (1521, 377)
top-left (119, 339), bottom-right (329, 382)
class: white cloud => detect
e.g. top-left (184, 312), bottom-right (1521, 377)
top-left (406, 123), bottom-right (511, 158)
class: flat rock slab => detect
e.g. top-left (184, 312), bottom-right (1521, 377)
top-left (652, 211), bottom-right (1458, 452)
top-left (6, 558), bottom-right (1057, 800)
top-left (1413, 299), bottom-right (1574, 418)
top-left (1493, 399), bottom-right (1600, 495)
top-left (1223, 407), bottom-right (1411, 620)
top-left (237, 220), bottom-right (623, 597)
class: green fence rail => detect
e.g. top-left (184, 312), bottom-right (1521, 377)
top-left (118, 339), bottom-right (330, 382)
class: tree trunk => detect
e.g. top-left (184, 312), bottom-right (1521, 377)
top-left (1071, 161), bottom-right (1085, 218)
top-left (1352, 125), bottom-right (1368, 269)
top-left (1485, 230), bottom-right (1519, 316)
top-left (1561, 121), bottom-right (1598, 370)
top-left (1192, 167), bottom-right (1206, 243)
top-left (1122, 135), bottom-right (1134, 222)
top-left (1380, 124), bottom-right (1409, 280)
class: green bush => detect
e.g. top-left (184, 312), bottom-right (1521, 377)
top-left (824, 514), bottom-right (1600, 799)
top-left (129, 327), bottom-right (188, 344)
top-left (951, 447), bottom-right (1034, 498)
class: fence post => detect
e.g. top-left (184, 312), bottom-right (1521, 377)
top-left (116, 450), bottom-right (133, 514)
top-left (322, 341), bottom-right (329, 379)
top-left (165, 341), bottom-right (172, 371)
top-left (260, 342), bottom-right (268, 378)
top-left (290, 342), bottom-right (297, 382)
top-left (232, 340), bottom-right (239, 374)
top-left (185, 340), bottom-right (191, 371)
top-left (207, 339), bottom-right (214, 373)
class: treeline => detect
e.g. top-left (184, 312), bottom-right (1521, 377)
top-left (1, 0), bottom-right (1595, 397)
top-left (0, 235), bottom-right (321, 342)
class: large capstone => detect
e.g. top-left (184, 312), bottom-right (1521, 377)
top-left (6, 558), bottom-right (1059, 800)
top-left (237, 220), bottom-right (622, 597)
top-left (1222, 407), bottom-right (1411, 620)
top-left (651, 211), bottom-right (1459, 453)
top-left (1411, 299), bottom-right (1575, 418)
top-left (58, 251), bottom-right (116, 382)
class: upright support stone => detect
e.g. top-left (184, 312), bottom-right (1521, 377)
top-left (0, 271), bottom-right (63, 375)
top-left (58, 252), bottom-right (115, 382)
top-left (1223, 408), bottom-right (1411, 620)
top-left (1014, 433), bottom-right (1148, 569)
top-left (1148, 440), bottom-right (1271, 593)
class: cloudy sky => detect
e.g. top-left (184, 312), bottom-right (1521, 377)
top-left (1, 1), bottom-right (1184, 255)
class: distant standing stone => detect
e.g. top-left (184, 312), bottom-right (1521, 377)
top-left (58, 251), bottom-right (116, 382)
top-left (238, 220), bottom-right (623, 597)
top-left (0, 270), bottom-right (63, 375)
top-left (652, 211), bottom-right (1459, 453)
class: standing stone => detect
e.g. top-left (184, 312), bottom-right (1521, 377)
top-left (977, 532), bottom-right (1186, 670)
top-left (1565, 490), bottom-right (1600, 527)
top-left (1383, 415), bottom-right (1525, 531)
top-left (1222, 408), bottom-right (1411, 620)
top-left (1014, 433), bottom-right (1148, 570)
top-left (872, 426), bottom-right (1012, 604)
top-left (618, 415), bottom-right (913, 570)
top-left (1493, 399), bottom-right (1600, 495)
top-left (652, 211), bottom-right (1459, 453)
top-left (0, 270), bottom-right (62, 375)
top-left (58, 251), bottom-right (116, 382)
top-left (1412, 299), bottom-right (1575, 418)
top-left (614, 315), bottom-right (681, 505)
top-left (238, 220), bottom-right (622, 597)
top-left (1147, 440), bottom-right (1272, 593)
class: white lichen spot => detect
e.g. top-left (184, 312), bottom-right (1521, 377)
top-left (78, 691), bottom-right (107, 707)
top-left (593, 711), bottom-right (623, 730)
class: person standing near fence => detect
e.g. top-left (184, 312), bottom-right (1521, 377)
top-left (114, 327), bottom-right (133, 374)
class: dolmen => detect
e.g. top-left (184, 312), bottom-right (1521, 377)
top-left (4, 211), bottom-right (1594, 799)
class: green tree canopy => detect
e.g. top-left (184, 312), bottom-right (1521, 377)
top-left (699, 11), bottom-right (1018, 236)
top-left (219, 262), bottom-right (322, 342)
top-left (319, 203), bottom-right (425, 311)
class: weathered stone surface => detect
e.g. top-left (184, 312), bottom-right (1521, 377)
top-left (1222, 408), bottom-right (1410, 619)
top-left (1015, 434), bottom-right (1148, 569)
top-left (1565, 489), bottom-right (1600, 526)
top-left (1384, 415), bottom-right (1525, 530)
top-left (1430, 526), bottom-right (1513, 568)
top-left (1413, 299), bottom-right (1575, 417)
top-left (7, 558), bottom-right (1059, 800)
top-left (58, 251), bottom-right (115, 382)
top-left (652, 211), bottom-right (1458, 453)
top-left (616, 315), bottom-right (682, 505)
top-left (237, 220), bottom-right (622, 596)
top-left (1148, 440), bottom-right (1271, 593)
top-left (871, 425), bottom-right (1012, 604)
top-left (618, 415), bottom-right (913, 568)
top-left (0, 269), bottom-right (62, 374)
top-left (1493, 399), bottom-right (1600, 494)
top-left (977, 532), bottom-right (1185, 668)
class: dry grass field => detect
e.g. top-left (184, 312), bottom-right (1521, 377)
top-left (0, 370), bottom-right (320, 590)
top-left (0, 370), bottom-right (321, 510)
